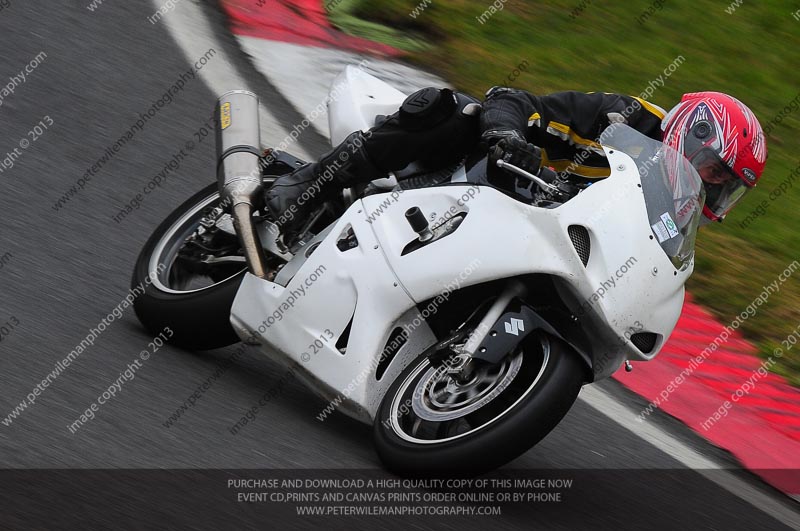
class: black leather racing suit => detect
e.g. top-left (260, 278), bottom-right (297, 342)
top-left (479, 87), bottom-right (667, 180)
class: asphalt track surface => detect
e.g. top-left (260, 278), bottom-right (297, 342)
top-left (0, 1), bottom-right (798, 529)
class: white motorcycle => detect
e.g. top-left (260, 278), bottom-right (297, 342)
top-left (132, 66), bottom-right (705, 475)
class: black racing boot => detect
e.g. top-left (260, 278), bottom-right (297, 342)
top-left (265, 131), bottom-right (384, 246)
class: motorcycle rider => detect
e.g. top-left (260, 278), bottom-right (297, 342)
top-left (266, 85), bottom-right (767, 245)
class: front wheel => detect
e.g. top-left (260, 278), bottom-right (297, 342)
top-left (373, 333), bottom-right (586, 476)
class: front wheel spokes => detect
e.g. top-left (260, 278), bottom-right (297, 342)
top-left (390, 341), bottom-right (545, 444)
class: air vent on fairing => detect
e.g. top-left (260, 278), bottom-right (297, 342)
top-left (568, 225), bottom-right (590, 266)
top-left (631, 332), bottom-right (659, 354)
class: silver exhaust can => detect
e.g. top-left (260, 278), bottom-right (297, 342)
top-left (214, 90), bottom-right (268, 278)
top-left (215, 90), bottom-right (263, 207)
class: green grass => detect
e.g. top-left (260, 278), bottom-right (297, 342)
top-left (332, 0), bottom-right (800, 385)
top-left (326, 0), bottom-right (431, 51)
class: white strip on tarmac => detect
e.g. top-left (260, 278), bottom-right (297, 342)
top-left (235, 37), bottom-right (449, 139)
top-left (580, 385), bottom-right (800, 530)
top-left (153, 0), bottom-right (310, 160)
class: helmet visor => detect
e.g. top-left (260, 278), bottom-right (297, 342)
top-left (691, 149), bottom-right (750, 219)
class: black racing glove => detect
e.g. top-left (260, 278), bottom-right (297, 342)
top-left (482, 129), bottom-right (542, 175)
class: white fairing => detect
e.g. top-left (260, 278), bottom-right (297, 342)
top-left (230, 69), bottom-right (692, 424)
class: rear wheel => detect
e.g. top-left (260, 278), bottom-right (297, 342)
top-left (132, 179), bottom-right (284, 350)
top-left (373, 331), bottom-right (585, 477)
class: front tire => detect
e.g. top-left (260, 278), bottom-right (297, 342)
top-left (373, 334), bottom-right (585, 476)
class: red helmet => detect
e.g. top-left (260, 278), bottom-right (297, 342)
top-left (662, 92), bottom-right (767, 222)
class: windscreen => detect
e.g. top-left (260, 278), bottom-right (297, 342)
top-left (602, 124), bottom-right (705, 270)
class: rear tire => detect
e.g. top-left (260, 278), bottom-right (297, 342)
top-left (373, 334), bottom-right (585, 476)
top-left (132, 182), bottom-right (265, 350)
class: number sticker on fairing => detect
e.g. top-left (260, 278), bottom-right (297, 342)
top-left (660, 212), bottom-right (680, 238)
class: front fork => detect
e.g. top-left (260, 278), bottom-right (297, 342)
top-left (455, 280), bottom-right (527, 381)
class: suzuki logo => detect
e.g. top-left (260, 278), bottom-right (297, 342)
top-left (504, 318), bottom-right (525, 336)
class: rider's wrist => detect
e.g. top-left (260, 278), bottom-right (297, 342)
top-left (481, 129), bottom-right (525, 146)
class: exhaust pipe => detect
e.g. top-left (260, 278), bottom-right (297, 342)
top-left (215, 90), bottom-right (268, 278)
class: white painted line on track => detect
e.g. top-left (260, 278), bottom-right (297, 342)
top-left (580, 385), bottom-right (800, 530)
top-left (152, 0), bottom-right (310, 160)
top-left (235, 37), bottom-right (449, 139)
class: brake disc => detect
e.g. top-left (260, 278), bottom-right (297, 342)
top-left (411, 352), bottom-right (522, 422)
